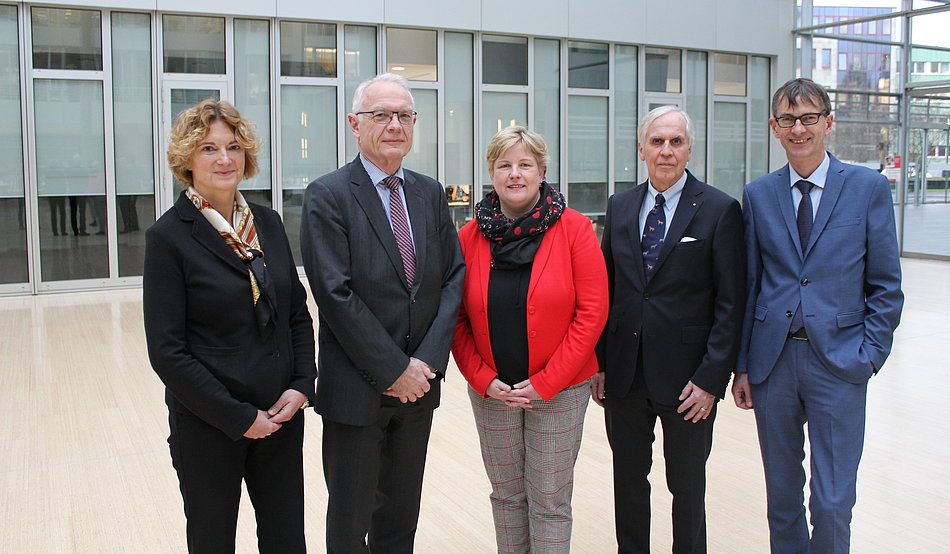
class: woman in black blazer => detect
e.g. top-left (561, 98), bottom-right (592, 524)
top-left (143, 100), bottom-right (316, 553)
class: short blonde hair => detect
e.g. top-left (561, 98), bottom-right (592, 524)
top-left (485, 125), bottom-right (550, 175)
top-left (167, 99), bottom-right (261, 185)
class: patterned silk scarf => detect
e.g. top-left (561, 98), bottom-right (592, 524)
top-left (474, 181), bottom-right (566, 269)
top-left (186, 187), bottom-right (263, 304)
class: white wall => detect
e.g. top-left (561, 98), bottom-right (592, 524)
top-left (22, 0), bottom-right (795, 59)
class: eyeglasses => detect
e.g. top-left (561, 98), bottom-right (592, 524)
top-left (774, 112), bottom-right (828, 128)
top-left (355, 109), bottom-right (417, 126)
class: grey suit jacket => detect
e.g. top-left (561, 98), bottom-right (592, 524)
top-left (300, 156), bottom-right (465, 426)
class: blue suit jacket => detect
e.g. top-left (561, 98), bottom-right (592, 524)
top-left (738, 153), bottom-right (903, 385)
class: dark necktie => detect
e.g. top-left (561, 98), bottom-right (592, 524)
top-left (641, 193), bottom-right (666, 282)
top-left (795, 179), bottom-right (815, 253)
top-left (384, 175), bottom-right (416, 287)
top-left (791, 179), bottom-right (815, 332)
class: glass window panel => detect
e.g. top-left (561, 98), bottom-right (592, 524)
top-left (482, 35), bottom-right (527, 86)
top-left (403, 88), bottom-right (437, 178)
top-left (162, 15), bottom-right (224, 74)
top-left (481, 92), bottom-right (527, 193)
top-left (806, 37), bottom-right (898, 94)
top-left (615, 45), bottom-right (638, 193)
top-left (714, 53), bottom-right (747, 96)
top-left (828, 91), bottom-right (899, 164)
top-left (712, 102), bottom-right (746, 200)
top-left (445, 31), bottom-right (474, 220)
top-left (904, 92), bottom-right (950, 257)
top-left (568, 95), bottom-right (608, 214)
top-left (386, 28), bottom-right (436, 82)
top-left (645, 48), bottom-right (681, 93)
top-left (280, 21), bottom-right (336, 78)
top-left (1, 5), bottom-right (27, 284)
top-left (235, 19), bottom-right (272, 205)
top-left (35, 79), bottom-right (108, 281)
top-left (31, 7), bottom-right (102, 71)
top-left (280, 85), bottom-right (337, 263)
top-left (568, 41), bottom-right (608, 89)
top-left (112, 12), bottom-right (154, 277)
top-left (910, 47), bottom-right (950, 84)
top-left (685, 51), bottom-right (708, 182)
top-left (535, 39), bottom-right (560, 187)
top-left (749, 56), bottom-right (770, 182)
top-left (344, 25), bottom-right (377, 160)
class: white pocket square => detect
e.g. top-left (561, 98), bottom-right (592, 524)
top-left (680, 236), bottom-right (698, 242)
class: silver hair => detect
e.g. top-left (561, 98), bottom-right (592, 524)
top-left (637, 105), bottom-right (695, 147)
top-left (351, 73), bottom-right (415, 113)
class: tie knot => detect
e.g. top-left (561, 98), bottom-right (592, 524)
top-left (654, 193), bottom-right (666, 209)
top-left (795, 180), bottom-right (814, 195)
top-left (384, 175), bottom-right (402, 191)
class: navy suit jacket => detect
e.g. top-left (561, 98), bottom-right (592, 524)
top-left (738, 153), bottom-right (903, 384)
top-left (598, 171), bottom-right (746, 403)
top-left (300, 156), bottom-right (465, 426)
top-left (144, 193), bottom-right (317, 441)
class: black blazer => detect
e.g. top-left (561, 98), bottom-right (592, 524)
top-left (300, 156), bottom-right (465, 426)
top-left (598, 171), bottom-right (746, 403)
top-left (144, 192), bottom-right (316, 441)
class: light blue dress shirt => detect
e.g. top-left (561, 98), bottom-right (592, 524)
top-left (638, 171), bottom-right (688, 240)
top-left (359, 153), bottom-right (416, 247)
top-left (788, 152), bottom-right (830, 219)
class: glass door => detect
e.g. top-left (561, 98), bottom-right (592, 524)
top-left (903, 87), bottom-right (950, 258)
top-left (159, 82), bottom-right (227, 209)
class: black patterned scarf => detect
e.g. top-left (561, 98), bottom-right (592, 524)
top-left (474, 181), bottom-right (565, 269)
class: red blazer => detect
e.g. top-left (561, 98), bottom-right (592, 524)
top-left (452, 208), bottom-right (609, 401)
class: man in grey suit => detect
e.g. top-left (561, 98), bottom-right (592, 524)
top-left (300, 73), bottom-right (465, 553)
top-left (733, 78), bottom-right (903, 553)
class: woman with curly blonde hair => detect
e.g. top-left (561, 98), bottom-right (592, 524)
top-left (144, 99), bottom-right (316, 553)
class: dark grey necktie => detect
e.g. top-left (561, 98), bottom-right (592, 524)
top-left (795, 179), bottom-right (815, 253)
top-left (791, 179), bottom-right (815, 332)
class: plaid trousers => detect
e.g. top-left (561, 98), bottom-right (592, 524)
top-left (468, 379), bottom-right (591, 553)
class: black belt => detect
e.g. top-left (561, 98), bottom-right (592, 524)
top-left (789, 328), bottom-right (808, 341)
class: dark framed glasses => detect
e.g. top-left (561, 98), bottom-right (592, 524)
top-left (355, 109), bottom-right (417, 126)
top-left (774, 112), bottom-right (828, 128)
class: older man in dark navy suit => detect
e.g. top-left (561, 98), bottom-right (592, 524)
top-left (595, 106), bottom-right (746, 553)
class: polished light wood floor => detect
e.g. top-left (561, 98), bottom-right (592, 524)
top-left (1, 258), bottom-right (948, 552)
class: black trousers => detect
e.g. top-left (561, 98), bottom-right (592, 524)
top-left (168, 409), bottom-right (306, 554)
top-left (322, 400), bottom-right (434, 554)
top-left (604, 368), bottom-right (716, 554)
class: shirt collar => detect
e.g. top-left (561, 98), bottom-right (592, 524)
top-left (360, 153), bottom-right (405, 187)
top-left (647, 170), bottom-right (687, 204)
top-left (789, 152), bottom-right (830, 189)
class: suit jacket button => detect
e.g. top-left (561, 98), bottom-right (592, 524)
top-left (632, 332), bottom-right (638, 339)
top-left (800, 278), bottom-right (809, 286)
top-left (785, 310), bottom-right (793, 318)
top-left (643, 293), bottom-right (650, 300)
top-left (529, 330), bottom-right (537, 338)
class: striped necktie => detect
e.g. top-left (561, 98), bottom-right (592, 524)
top-left (383, 175), bottom-right (417, 287)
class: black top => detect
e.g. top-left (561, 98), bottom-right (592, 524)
top-left (487, 262), bottom-right (532, 386)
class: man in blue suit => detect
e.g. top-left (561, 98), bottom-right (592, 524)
top-left (732, 78), bottom-right (903, 553)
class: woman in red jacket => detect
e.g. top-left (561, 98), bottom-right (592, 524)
top-left (452, 126), bottom-right (609, 552)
